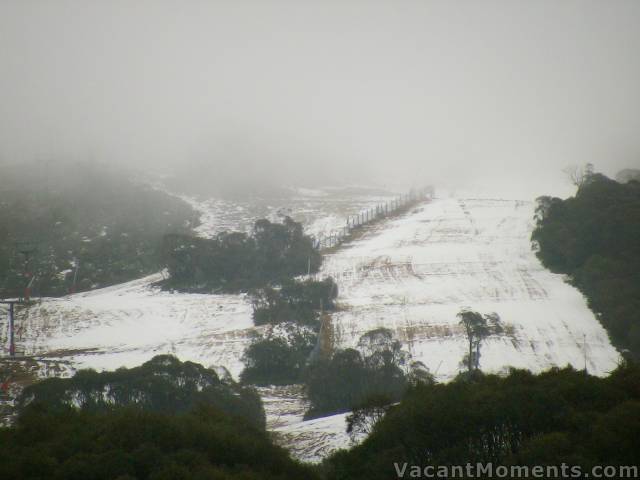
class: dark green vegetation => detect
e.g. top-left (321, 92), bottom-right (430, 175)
top-left (241, 279), bottom-right (336, 385)
top-left (238, 268), bottom-right (441, 422)
top-left (0, 404), bottom-right (316, 480)
top-left (252, 277), bottom-right (337, 327)
top-left (241, 324), bottom-right (428, 419)
top-left (325, 363), bottom-right (640, 479)
top-left (0, 356), bottom-right (318, 480)
top-left (19, 355), bottom-right (265, 429)
top-left (344, 394), bottom-right (393, 441)
top-left (161, 217), bottom-right (321, 293)
top-left (0, 162), bottom-right (197, 296)
top-left (241, 324), bottom-right (317, 386)
top-left (532, 173), bottom-right (640, 357)
top-left (304, 328), bottom-right (431, 419)
top-left (457, 309), bottom-right (502, 373)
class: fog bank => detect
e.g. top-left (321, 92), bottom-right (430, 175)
top-left (1, 1), bottom-right (639, 196)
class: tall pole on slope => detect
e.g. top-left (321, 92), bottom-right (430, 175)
top-left (17, 243), bottom-right (37, 302)
top-left (9, 302), bottom-right (14, 356)
top-left (1, 300), bottom-right (21, 357)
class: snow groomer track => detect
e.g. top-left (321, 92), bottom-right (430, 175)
top-left (320, 194), bottom-right (620, 381)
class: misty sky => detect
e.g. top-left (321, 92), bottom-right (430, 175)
top-left (1, 1), bottom-right (639, 196)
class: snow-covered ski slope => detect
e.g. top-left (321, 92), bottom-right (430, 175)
top-left (12, 273), bottom-right (257, 376)
top-left (1, 188), bottom-right (621, 462)
top-left (320, 193), bottom-right (620, 379)
top-left (179, 185), bottom-right (401, 239)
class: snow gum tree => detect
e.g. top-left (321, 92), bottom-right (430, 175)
top-left (457, 310), bottom-right (502, 373)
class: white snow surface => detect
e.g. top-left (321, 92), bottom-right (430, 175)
top-left (259, 385), bottom-right (356, 463)
top-left (1, 189), bottom-right (621, 463)
top-left (12, 273), bottom-right (259, 377)
top-left (177, 185), bottom-right (401, 240)
top-left (320, 193), bottom-right (620, 380)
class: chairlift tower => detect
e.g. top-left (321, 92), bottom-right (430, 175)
top-left (16, 241), bottom-right (37, 301)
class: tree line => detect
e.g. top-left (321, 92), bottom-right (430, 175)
top-left (324, 362), bottom-right (640, 479)
top-left (161, 216), bottom-right (322, 293)
top-left (18, 355), bottom-right (265, 429)
top-left (242, 322), bottom-right (432, 420)
top-left (0, 355), bottom-right (318, 480)
top-left (532, 172), bottom-right (640, 357)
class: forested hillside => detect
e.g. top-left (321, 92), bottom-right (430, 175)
top-left (18, 355), bottom-right (265, 429)
top-left (0, 356), bottom-right (316, 480)
top-left (326, 364), bottom-right (640, 479)
top-left (532, 174), bottom-right (640, 357)
top-left (0, 162), bottom-right (198, 296)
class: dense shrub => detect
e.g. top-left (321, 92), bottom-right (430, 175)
top-left (0, 403), bottom-right (318, 480)
top-left (161, 217), bottom-right (322, 293)
top-left (325, 363), bottom-right (640, 480)
top-left (242, 278), bottom-right (336, 385)
top-left (532, 174), bottom-right (640, 357)
top-left (19, 355), bottom-right (265, 430)
top-left (305, 349), bottom-right (405, 419)
top-left (240, 325), bottom-right (317, 386)
top-left (304, 329), bottom-right (428, 419)
top-left (252, 277), bottom-right (338, 326)
top-left (1, 356), bottom-right (319, 479)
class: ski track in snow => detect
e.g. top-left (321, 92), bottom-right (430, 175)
top-left (0, 189), bottom-right (621, 463)
top-left (12, 273), bottom-right (259, 377)
top-left (320, 194), bottom-right (620, 384)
